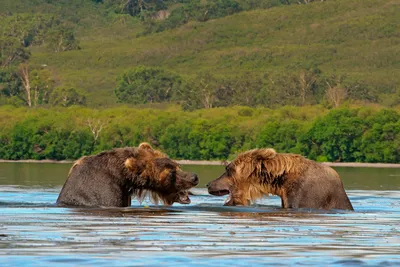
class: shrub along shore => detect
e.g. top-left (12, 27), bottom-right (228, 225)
top-left (0, 105), bottom-right (399, 163)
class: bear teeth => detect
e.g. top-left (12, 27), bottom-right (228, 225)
top-left (224, 194), bottom-right (232, 204)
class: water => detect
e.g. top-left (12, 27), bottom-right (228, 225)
top-left (1, 163), bottom-right (400, 266)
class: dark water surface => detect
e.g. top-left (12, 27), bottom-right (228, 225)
top-left (0, 163), bottom-right (400, 266)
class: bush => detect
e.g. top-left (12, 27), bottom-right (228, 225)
top-left (49, 87), bottom-right (86, 107)
top-left (114, 66), bottom-right (183, 104)
top-left (303, 109), bottom-right (366, 162)
top-left (0, 105), bottom-right (399, 163)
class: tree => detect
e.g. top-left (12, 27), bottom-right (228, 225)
top-left (323, 75), bottom-right (347, 108)
top-left (11, 64), bottom-right (54, 107)
top-left (0, 36), bottom-right (30, 67)
top-left (303, 109), bottom-right (365, 162)
top-left (179, 72), bottom-right (234, 110)
top-left (258, 72), bottom-right (299, 107)
top-left (360, 109), bottom-right (400, 163)
top-left (298, 70), bottom-right (317, 106)
top-left (45, 26), bottom-right (80, 52)
top-left (231, 72), bottom-right (263, 107)
top-left (255, 120), bottom-right (305, 154)
top-left (114, 66), bottom-right (182, 104)
top-left (0, 70), bottom-right (22, 100)
top-left (49, 87), bottom-right (86, 107)
top-left (197, 74), bottom-right (217, 109)
top-left (30, 68), bottom-right (55, 106)
top-left (280, 0), bottom-right (325, 4)
top-left (104, 0), bottom-right (166, 16)
top-left (86, 118), bottom-right (106, 145)
top-left (325, 84), bottom-right (348, 108)
top-left (0, 13), bottom-right (80, 54)
top-left (17, 63), bottom-right (32, 107)
top-left (160, 119), bottom-right (236, 160)
top-left (206, 0), bottom-right (242, 20)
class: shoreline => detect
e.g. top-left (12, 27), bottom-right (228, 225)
top-left (0, 159), bottom-right (400, 168)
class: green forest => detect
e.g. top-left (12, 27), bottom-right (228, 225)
top-left (0, 0), bottom-right (399, 162)
top-left (1, 105), bottom-right (399, 162)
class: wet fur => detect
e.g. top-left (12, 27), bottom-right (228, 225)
top-left (57, 143), bottom-right (197, 207)
top-left (209, 148), bottom-right (353, 210)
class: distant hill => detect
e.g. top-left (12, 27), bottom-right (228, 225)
top-left (1, 0), bottom-right (399, 107)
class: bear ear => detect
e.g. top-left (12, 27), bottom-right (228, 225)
top-left (139, 142), bottom-right (153, 151)
top-left (125, 158), bottom-right (144, 174)
top-left (253, 148), bottom-right (277, 161)
top-left (221, 160), bottom-right (229, 167)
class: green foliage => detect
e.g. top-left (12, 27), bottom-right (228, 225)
top-left (303, 109), bottom-right (366, 162)
top-left (49, 87), bottom-right (87, 107)
top-left (144, 0), bottom-right (243, 32)
top-left (0, 37), bottom-right (30, 67)
top-left (0, 13), bottom-right (80, 54)
top-left (103, 0), bottom-right (167, 17)
top-left (33, 0), bottom-right (400, 106)
top-left (1, 105), bottom-right (398, 163)
top-left (238, 0), bottom-right (285, 10)
top-left (360, 109), bottom-right (400, 163)
top-left (0, 12), bottom-right (78, 107)
top-left (114, 66), bottom-right (183, 104)
top-left (40, 129), bottom-right (94, 160)
top-left (0, 70), bottom-right (22, 99)
top-left (160, 118), bottom-right (238, 159)
top-left (256, 120), bottom-right (307, 154)
top-left (179, 72), bottom-right (231, 110)
top-left (204, 0), bottom-right (242, 19)
top-left (0, 0), bottom-right (397, 107)
top-left (30, 68), bottom-right (55, 106)
top-left (0, 66), bottom-right (55, 107)
top-left (44, 25), bottom-right (80, 52)
top-left (0, 115), bottom-right (93, 160)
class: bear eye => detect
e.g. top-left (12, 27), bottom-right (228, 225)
top-left (168, 169), bottom-right (176, 177)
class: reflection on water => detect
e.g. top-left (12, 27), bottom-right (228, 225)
top-left (1, 162), bottom-right (400, 189)
top-left (0, 187), bottom-right (399, 266)
top-left (1, 163), bottom-right (400, 266)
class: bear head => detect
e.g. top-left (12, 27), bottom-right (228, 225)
top-left (125, 143), bottom-right (199, 205)
top-left (207, 148), bottom-right (278, 206)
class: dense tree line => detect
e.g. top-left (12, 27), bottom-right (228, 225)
top-left (0, 106), bottom-right (398, 163)
top-left (134, 0), bottom-right (313, 34)
top-left (114, 66), bottom-right (400, 110)
top-left (91, 0), bottom-right (328, 34)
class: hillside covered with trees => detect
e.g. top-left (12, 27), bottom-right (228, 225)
top-left (1, 0), bottom-right (399, 108)
top-left (0, 0), bottom-right (399, 162)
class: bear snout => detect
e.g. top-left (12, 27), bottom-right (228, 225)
top-left (191, 174), bottom-right (199, 185)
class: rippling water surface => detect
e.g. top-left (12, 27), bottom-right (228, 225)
top-left (0, 163), bottom-right (400, 266)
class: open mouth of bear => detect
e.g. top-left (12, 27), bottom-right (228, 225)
top-left (209, 189), bottom-right (230, 196)
top-left (178, 195), bottom-right (191, 204)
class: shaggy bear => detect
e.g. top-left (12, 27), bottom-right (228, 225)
top-left (57, 143), bottom-right (199, 207)
top-left (207, 148), bottom-right (353, 210)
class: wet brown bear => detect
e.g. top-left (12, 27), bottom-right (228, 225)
top-left (207, 148), bottom-right (353, 210)
top-left (57, 143), bottom-right (199, 207)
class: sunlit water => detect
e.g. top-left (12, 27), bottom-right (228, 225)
top-left (0, 163), bottom-right (400, 266)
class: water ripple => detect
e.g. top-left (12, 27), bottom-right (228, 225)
top-left (0, 186), bottom-right (399, 266)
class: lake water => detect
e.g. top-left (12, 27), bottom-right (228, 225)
top-left (0, 162), bottom-right (400, 266)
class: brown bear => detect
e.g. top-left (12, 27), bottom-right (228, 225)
top-left (207, 148), bottom-right (353, 210)
top-left (56, 143), bottom-right (199, 207)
